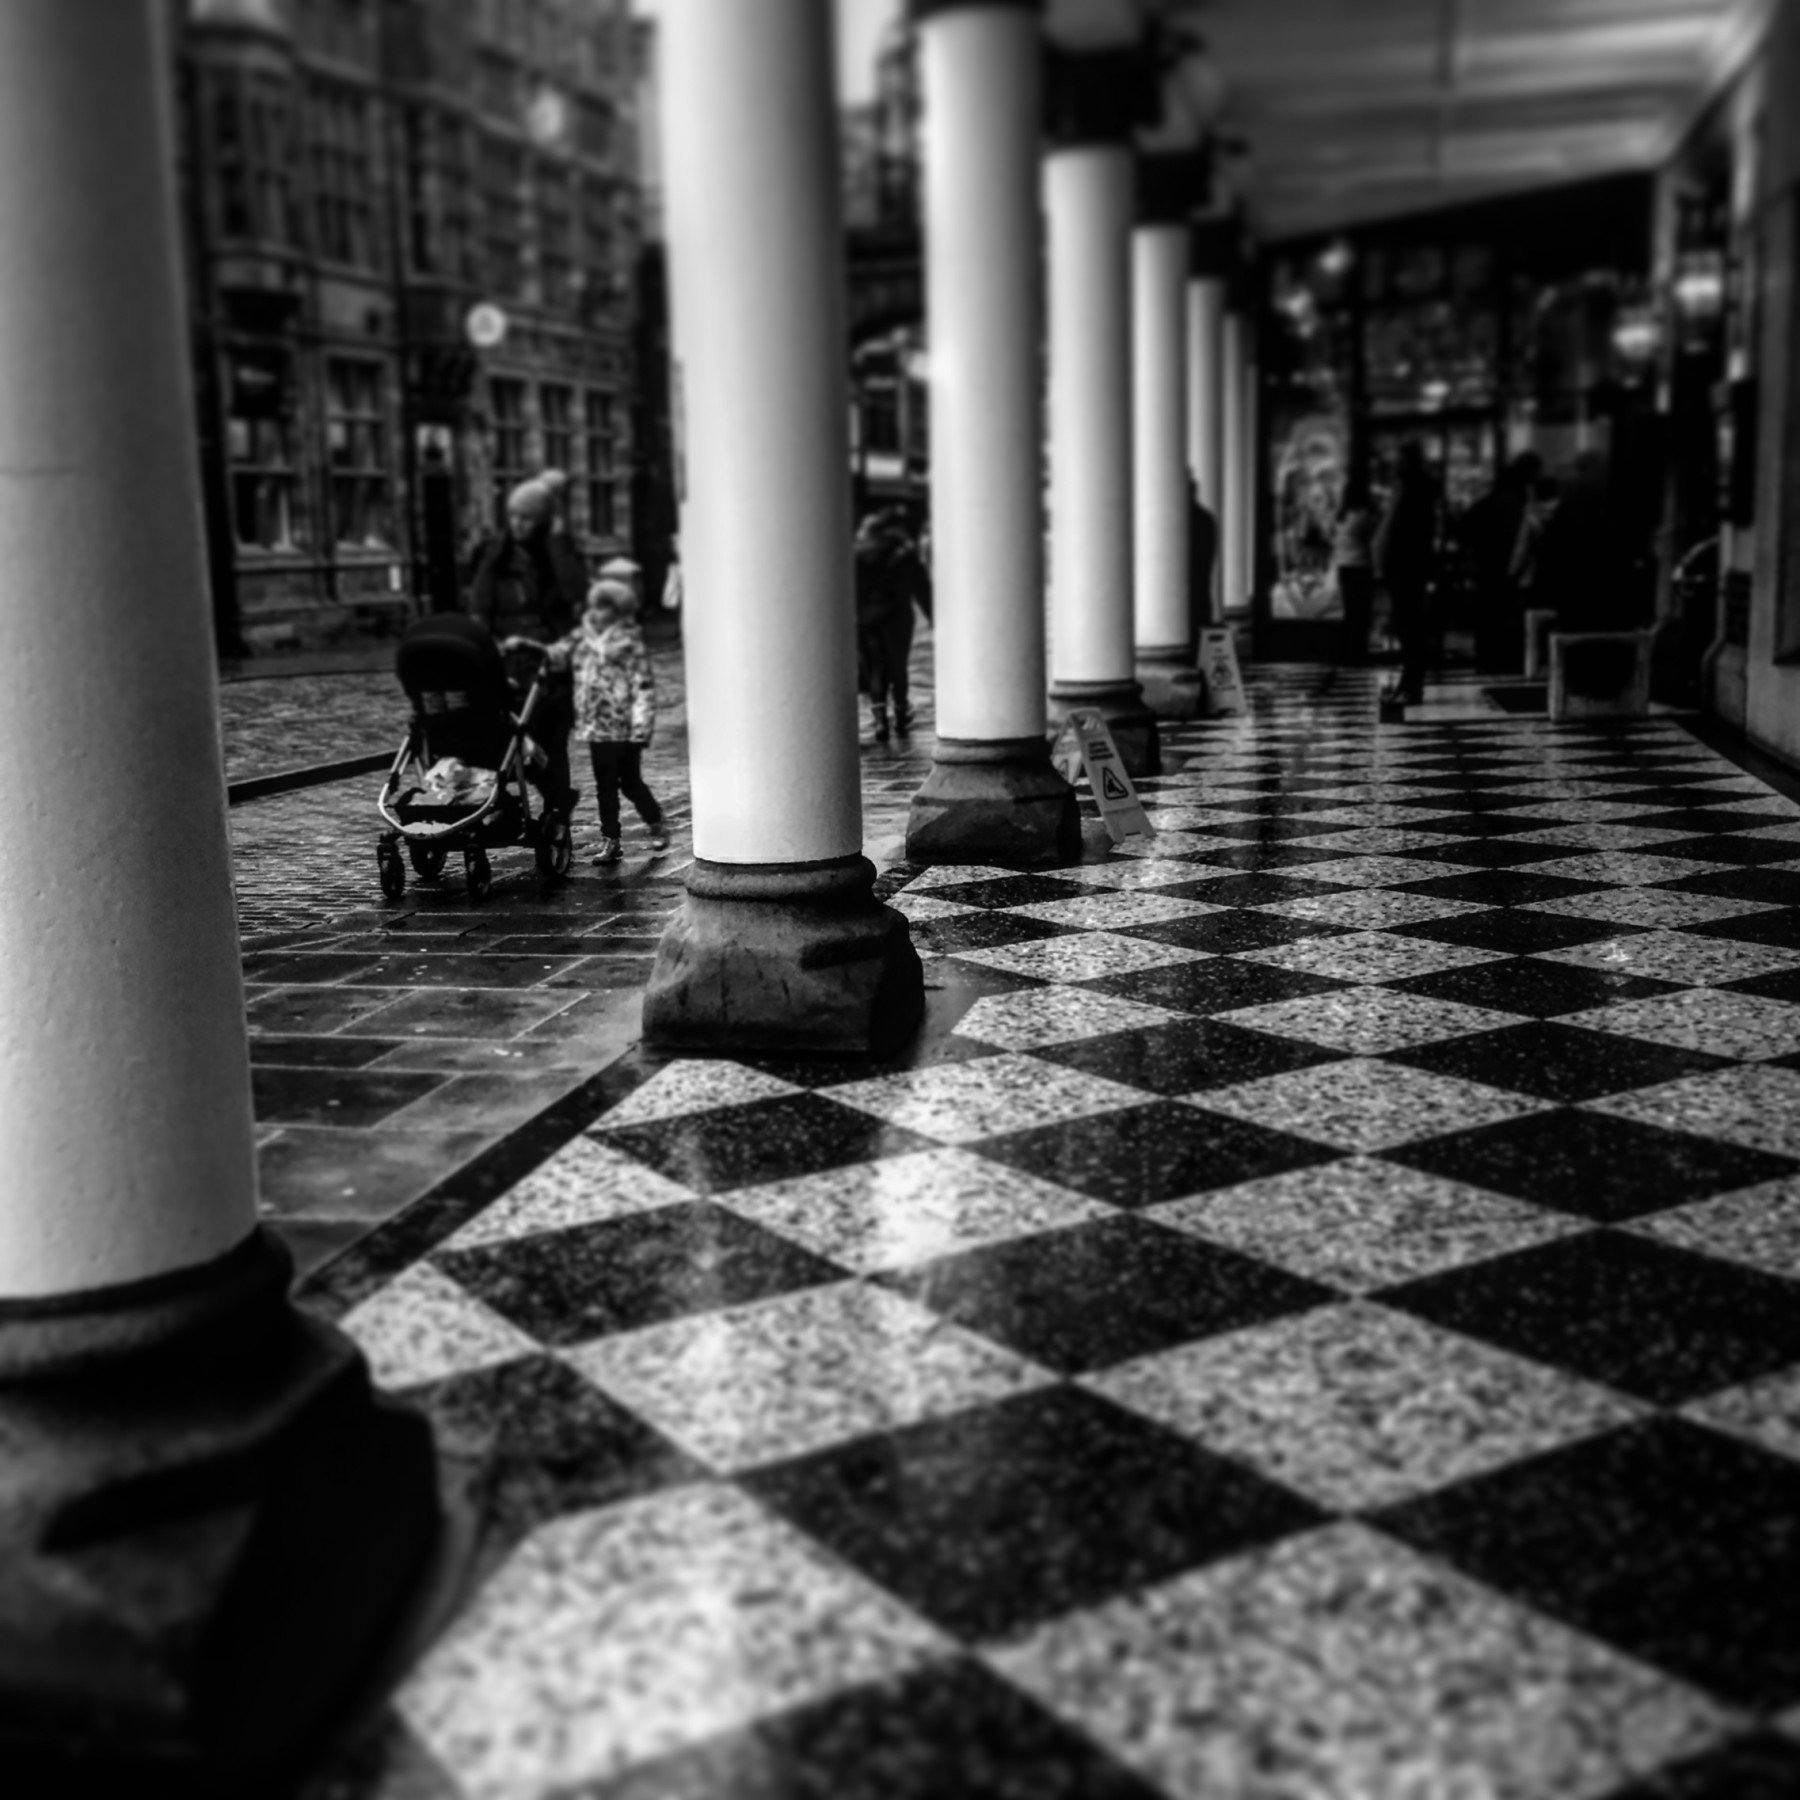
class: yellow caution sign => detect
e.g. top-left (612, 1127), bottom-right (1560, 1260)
top-left (1063, 707), bottom-right (1153, 844)
top-left (1198, 626), bottom-right (1247, 717)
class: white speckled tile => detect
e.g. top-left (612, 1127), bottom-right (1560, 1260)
top-left (339, 1262), bottom-right (537, 1391)
top-left (1049, 858), bottom-right (1212, 889)
top-left (1591, 1063), bottom-right (1800, 1158)
top-left (1627, 1176), bottom-right (1800, 1279)
top-left (714, 1147), bottom-right (1112, 1274)
top-left (1109, 829), bottom-right (1238, 859)
top-left (1278, 854), bottom-right (1471, 889)
top-left (599, 1060), bottom-right (803, 1129)
top-left (952, 931), bottom-right (1208, 984)
top-left (1194, 1058), bottom-right (1545, 1153)
top-left (1238, 929), bottom-right (1506, 985)
top-left (952, 986), bottom-right (1183, 1049)
top-left (900, 864), bottom-right (1020, 891)
top-left (1089, 1302), bottom-right (1641, 1510)
top-left (886, 891), bottom-right (982, 922)
top-left (1281, 826), bottom-right (1461, 855)
top-left (446, 1137), bottom-right (695, 1250)
top-left (398, 1482), bottom-right (945, 1798)
top-left (565, 1279), bottom-right (1051, 1471)
top-left (830, 1052), bottom-right (1145, 1144)
top-left (1530, 851), bottom-right (1738, 887)
top-left (1534, 929), bottom-right (1800, 986)
top-left (1142, 805), bottom-right (1262, 829)
top-left (1565, 988), bottom-right (1800, 1061)
top-left (1150, 1154), bottom-right (1575, 1290)
top-left (1254, 888), bottom-right (1487, 930)
top-left (1010, 890), bottom-right (1222, 931)
top-left (1220, 985), bottom-right (1514, 1055)
top-left (1683, 1368), bottom-right (1800, 1465)
top-left (1732, 821), bottom-right (1800, 845)
top-left (1507, 798), bottom-right (1672, 822)
top-left (988, 1523), bottom-right (1731, 1800)
top-left (1525, 889), bottom-right (1782, 931)
top-left (1503, 824), bottom-right (1691, 851)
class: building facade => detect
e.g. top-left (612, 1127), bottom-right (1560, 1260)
top-left (176, 0), bottom-right (641, 653)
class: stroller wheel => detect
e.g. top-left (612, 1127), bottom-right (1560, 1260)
top-left (409, 841), bottom-right (447, 881)
top-left (535, 813), bottom-right (573, 881)
top-left (464, 844), bottom-right (493, 900)
top-left (377, 839), bottom-right (406, 901)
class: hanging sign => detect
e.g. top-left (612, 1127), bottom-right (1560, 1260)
top-left (1064, 708), bottom-right (1152, 844)
top-left (1198, 626), bottom-right (1247, 717)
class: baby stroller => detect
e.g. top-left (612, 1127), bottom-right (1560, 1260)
top-left (374, 613), bottom-right (574, 900)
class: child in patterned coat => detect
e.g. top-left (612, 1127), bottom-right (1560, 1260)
top-left (566, 578), bottom-right (667, 864)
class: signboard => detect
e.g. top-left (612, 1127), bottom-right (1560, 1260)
top-left (1198, 626), bottom-right (1247, 717)
top-left (1055, 708), bottom-right (1153, 845)
top-left (465, 302), bottom-right (508, 351)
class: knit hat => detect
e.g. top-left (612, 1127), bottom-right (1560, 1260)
top-left (587, 577), bottom-right (639, 619)
top-left (538, 468), bottom-right (570, 507)
top-left (598, 555), bottom-right (642, 585)
top-left (506, 478), bottom-right (551, 522)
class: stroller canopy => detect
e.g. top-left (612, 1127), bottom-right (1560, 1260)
top-left (396, 613), bottom-right (515, 770)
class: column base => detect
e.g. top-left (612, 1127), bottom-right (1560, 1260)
top-left (643, 853), bottom-right (925, 1058)
top-left (0, 1229), bottom-right (441, 1799)
top-left (905, 736), bottom-right (1081, 867)
top-left (1134, 650), bottom-right (1204, 719)
top-left (1048, 681), bottom-right (1162, 777)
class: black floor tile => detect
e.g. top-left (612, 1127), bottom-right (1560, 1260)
top-left (1170, 840), bottom-right (1363, 872)
top-left (433, 1201), bottom-right (844, 1343)
top-left (910, 912), bottom-right (1079, 956)
top-left (595, 1091), bottom-right (936, 1193)
top-left (408, 1352), bottom-right (701, 1554)
top-left (1687, 908), bottom-right (1800, 950)
top-left (251, 1064), bottom-right (448, 1127)
top-left (742, 1384), bottom-right (1323, 1643)
top-left (1115, 908), bottom-right (1354, 955)
top-left (1616, 808), bottom-right (1787, 836)
top-left (1392, 958), bottom-right (1679, 1018)
top-left (1374, 1418), bottom-right (1800, 1709)
top-left (1721, 966), bottom-right (1800, 1004)
top-left (593, 1658), bottom-right (1165, 1800)
top-left (1387, 1106), bottom-right (1796, 1220)
top-left (247, 1034), bottom-right (403, 1069)
top-left (1647, 834), bottom-right (1800, 868)
top-left (1390, 868), bottom-right (1607, 906)
top-left (1034, 1016), bottom-right (1346, 1095)
top-left (1160, 871), bottom-right (1354, 907)
top-left (885, 1213), bottom-right (1329, 1374)
top-left (1387, 1021), bottom-right (1731, 1103)
top-left (925, 958), bottom-right (1051, 1000)
top-left (1391, 910), bottom-right (1644, 956)
top-left (1086, 956), bottom-right (1352, 1015)
top-left (977, 1098), bottom-right (1338, 1205)
top-left (919, 874), bottom-right (1094, 910)
top-left (1660, 866), bottom-right (1800, 907)
top-left (1392, 813), bottom-right (1566, 840)
top-left (1381, 1231), bottom-right (1800, 1404)
top-left (1389, 838), bottom-right (1579, 869)
top-left (1593, 1732), bottom-right (1800, 1800)
top-left (1175, 817), bottom-right (1361, 842)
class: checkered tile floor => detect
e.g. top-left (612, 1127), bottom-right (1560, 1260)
top-left (309, 667), bottom-right (1800, 1799)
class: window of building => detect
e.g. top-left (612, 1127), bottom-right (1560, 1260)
top-left (325, 357), bottom-right (391, 547)
top-left (308, 80), bottom-right (378, 268)
top-left (227, 411), bottom-right (304, 552)
top-left (478, 134), bottom-right (525, 297)
top-left (537, 162), bottom-right (575, 309)
top-left (541, 383), bottom-right (574, 476)
top-left (584, 389), bottom-right (616, 537)
top-left (491, 377), bottom-right (530, 514)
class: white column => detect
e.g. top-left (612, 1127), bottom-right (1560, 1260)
top-left (1221, 309), bottom-right (1250, 615)
top-left (923, 2), bottom-right (1044, 744)
top-left (663, 0), bottom-right (861, 866)
top-left (0, 0), bottom-right (258, 1299)
top-left (1132, 221), bottom-right (1191, 658)
top-left (1187, 273), bottom-right (1226, 618)
top-left (1046, 144), bottom-right (1135, 690)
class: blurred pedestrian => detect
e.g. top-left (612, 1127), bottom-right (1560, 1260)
top-left (1332, 478), bottom-right (1376, 664)
top-left (568, 579), bottom-right (667, 865)
top-left (472, 477), bottom-right (585, 812)
top-left (1188, 478), bottom-right (1218, 633)
top-left (854, 509), bottom-right (930, 741)
top-left (1374, 443), bottom-right (1443, 704)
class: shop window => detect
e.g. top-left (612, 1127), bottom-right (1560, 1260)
top-left (325, 358), bottom-right (391, 547)
top-left (492, 377), bottom-right (531, 514)
top-left (584, 390), bottom-right (616, 536)
top-left (478, 135), bottom-right (525, 297)
top-left (228, 414), bottom-right (304, 551)
top-left (308, 80), bottom-right (377, 268)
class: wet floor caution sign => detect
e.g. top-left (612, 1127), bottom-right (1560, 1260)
top-left (1053, 708), bottom-right (1152, 844)
top-left (1198, 626), bottom-right (1247, 717)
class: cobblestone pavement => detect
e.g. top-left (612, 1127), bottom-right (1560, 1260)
top-left (228, 634), bottom-right (935, 1276)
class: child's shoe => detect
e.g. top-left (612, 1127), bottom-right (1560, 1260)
top-left (871, 704), bottom-right (891, 743)
top-left (647, 826), bottom-right (671, 852)
top-left (591, 835), bottom-right (622, 866)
